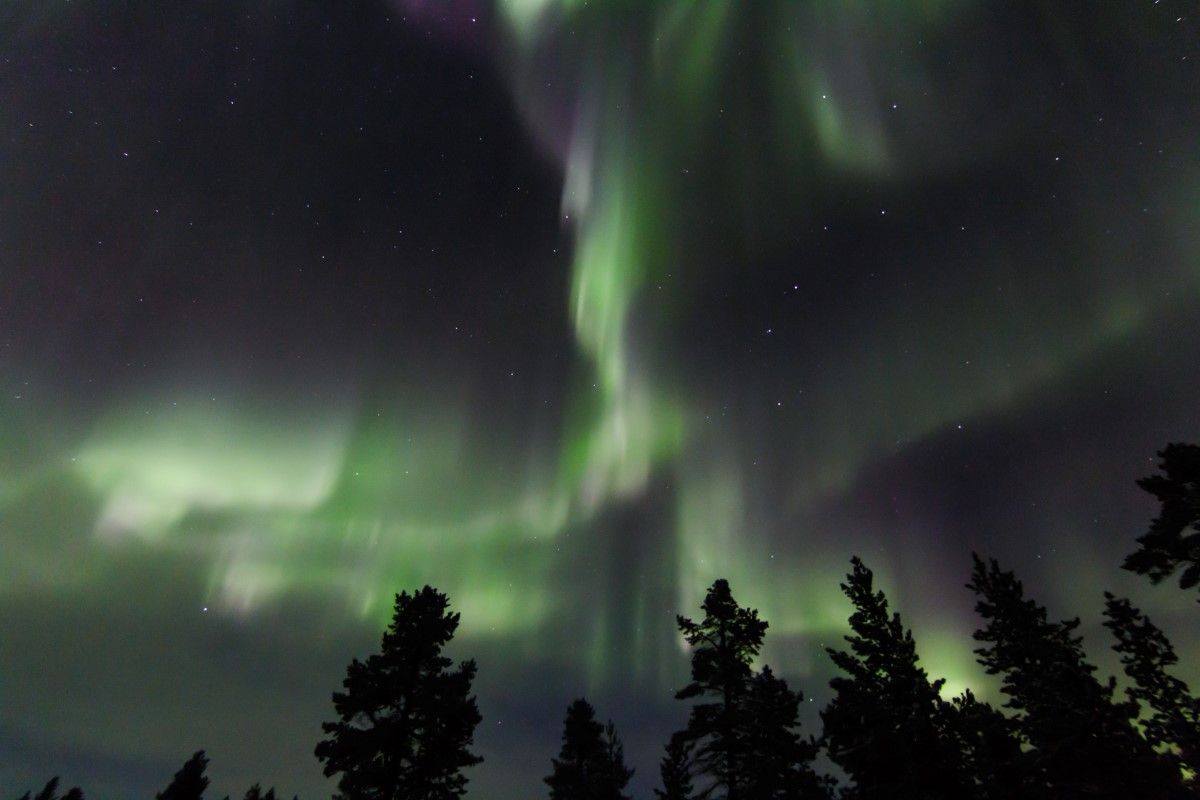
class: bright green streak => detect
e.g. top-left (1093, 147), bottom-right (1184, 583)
top-left (6, 1), bottom-right (1200, 696)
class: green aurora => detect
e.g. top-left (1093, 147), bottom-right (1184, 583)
top-left (4, 0), bottom-right (1199, 681)
top-left (3, 2), bottom-right (1200, 797)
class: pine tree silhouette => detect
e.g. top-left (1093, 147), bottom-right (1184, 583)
top-left (544, 698), bottom-right (633, 800)
top-left (314, 586), bottom-right (482, 800)
top-left (1104, 592), bottom-right (1200, 782)
top-left (1123, 443), bottom-right (1200, 597)
top-left (948, 688), bottom-right (1025, 800)
top-left (241, 785), bottom-right (278, 800)
top-left (821, 557), bottom-right (974, 800)
top-left (599, 721), bottom-right (635, 800)
top-left (968, 555), bottom-right (1181, 799)
top-left (741, 666), bottom-right (831, 800)
top-left (156, 751), bottom-right (210, 800)
top-left (14, 778), bottom-right (84, 800)
top-left (655, 732), bottom-right (696, 800)
top-left (675, 579), bottom-right (767, 800)
top-left (673, 579), bottom-right (828, 800)
top-left (676, 578), bottom-right (758, 796)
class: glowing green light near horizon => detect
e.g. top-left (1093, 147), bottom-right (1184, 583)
top-left (7, 0), bottom-right (1200, 693)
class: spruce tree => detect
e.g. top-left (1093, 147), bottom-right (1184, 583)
top-left (741, 666), bottom-right (830, 800)
top-left (544, 698), bottom-right (633, 800)
top-left (16, 779), bottom-right (84, 800)
top-left (315, 586), bottom-right (482, 800)
top-left (821, 557), bottom-right (973, 800)
top-left (675, 579), bottom-right (766, 800)
top-left (674, 579), bottom-right (828, 800)
top-left (1123, 443), bottom-right (1200, 597)
top-left (156, 751), bottom-right (210, 800)
top-left (655, 732), bottom-right (696, 800)
top-left (598, 721), bottom-right (635, 800)
top-left (1104, 592), bottom-right (1200, 780)
top-left (241, 786), bottom-right (277, 800)
top-left (948, 689), bottom-right (1025, 800)
top-left (968, 556), bottom-right (1181, 799)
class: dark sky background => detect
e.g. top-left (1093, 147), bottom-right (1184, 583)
top-left (3, 2), bottom-right (1200, 797)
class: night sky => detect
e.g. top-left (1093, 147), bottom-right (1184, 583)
top-left (4, 2), bottom-right (1200, 797)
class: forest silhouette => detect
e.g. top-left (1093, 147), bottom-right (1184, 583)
top-left (14, 443), bottom-right (1200, 800)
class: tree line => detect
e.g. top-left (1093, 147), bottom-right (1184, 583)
top-left (16, 443), bottom-right (1200, 800)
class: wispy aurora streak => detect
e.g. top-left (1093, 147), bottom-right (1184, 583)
top-left (6, 0), bottom-right (1200, 703)
top-left (493, 0), bottom-right (1200, 686)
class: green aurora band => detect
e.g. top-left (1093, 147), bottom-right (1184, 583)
top-left (5, 0), bottom-right (1200, 714)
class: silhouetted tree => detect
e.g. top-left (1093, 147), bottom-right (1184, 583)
top-left (1104, 592), bottom-right (1200, 781)
top-left (675, 579), bottom-right (767, 800)
top-left (821, 557), bottom-right (974, 800)
top-left (157, 751), bottom-right (210, 800)
top-left (1123, 443), bottom-right (1200, 597)
top-left (598, 721), bottom-right (634, 800)
top-left (314, 586), bottom-right (482, 800)
top-left (968, 555), bottom-right (1181, 799)
top-left (241, 785), bottom-right (278, 800)
top-left (545, 698), bottom-right (633, 800)
top-left (673, 579), bottom-right (828, 800)
top-left (14, 779), bottom-right (84, 800)
top-left (655, 732), bottom-right (696, 800)
top-left (742, 666), bottom-right (831, 800)
top-left (948, 689), bottom-right (1025, 800)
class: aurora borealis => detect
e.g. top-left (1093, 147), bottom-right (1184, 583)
top-left (4, 1), bottom-right (1200, 796)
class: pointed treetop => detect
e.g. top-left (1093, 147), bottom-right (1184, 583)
top-left (315, 585), bottom-right (482, 800)
top-left (156, 751), bottom-right (210, 800)
top-left (676, 579), bottom-right (768, 701)
top-left (545, 697), bottom-right (633, 800)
